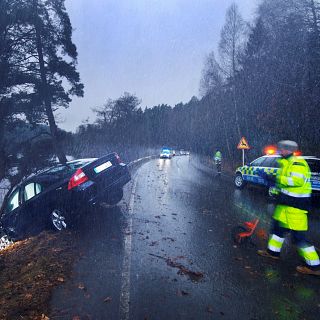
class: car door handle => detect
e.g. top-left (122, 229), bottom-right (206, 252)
top-left (55, 187), bottom-right (63, 190)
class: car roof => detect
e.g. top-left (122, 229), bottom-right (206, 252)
top-left (259, 155), bottom-right (320, 160)
top-left (16, 158), bottom-right (97, 187)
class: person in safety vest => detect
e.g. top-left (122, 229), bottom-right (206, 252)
top-left (214, 150), bottom-right (222, 174)
top-left (257, 140), bottom-right (320, 275)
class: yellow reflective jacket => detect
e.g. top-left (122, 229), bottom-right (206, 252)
top-left (273, 156), bottom-right (311, 231)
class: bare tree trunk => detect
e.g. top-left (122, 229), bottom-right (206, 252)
top-left (33, 1), bottom-right (66, 164)
top-left (0, 97), bottom-right (11, 179)
top-left (222, 117), bottom-right (232, 161)
top-left (232, 33), bottom-right (241, 139)
top-left (233, 84), bottom-right (242, 138)
top-left (0, 107), bottom-right (7, 180)
top-left (310, 0), bottom-right (320, 37)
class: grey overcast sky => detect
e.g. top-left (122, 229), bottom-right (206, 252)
top-left (60, 0), bottom-right (259, 131)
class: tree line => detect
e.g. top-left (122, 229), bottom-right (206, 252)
top-left (78, 0), bottom-right (320, 164)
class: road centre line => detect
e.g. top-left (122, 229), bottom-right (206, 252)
top-left (119, 176), bottom-right (137, 320)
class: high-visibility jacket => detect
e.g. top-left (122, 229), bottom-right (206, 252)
top-left (214, 151), bottom-right (222, 161)
top-left (273, 155), bottom-right (311, 231)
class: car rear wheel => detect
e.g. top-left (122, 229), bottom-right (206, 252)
top-left (105, 188), bottom-right (123, 206)
top-left (234, 174), bottom-right (245, 189)
top-left (51, 209), bottom-right (67, 231)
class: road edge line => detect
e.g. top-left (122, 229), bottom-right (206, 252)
top-left (119, 176), bottom-right (137, 320)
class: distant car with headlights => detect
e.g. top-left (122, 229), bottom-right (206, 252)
top-left (160, 148), bottom-right (172, 159)
top-left (234, 155), bottom-right (320, 196)
top-left (0, 153), bottom-right (131, 240)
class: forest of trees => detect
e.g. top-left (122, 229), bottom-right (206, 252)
top-left (1, 0), bottom-right (320, 183)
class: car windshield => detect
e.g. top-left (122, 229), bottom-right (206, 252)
top-left (4, 188), bottom-right (19, 214)
top-left (250, 157), bottom-right (266, 166)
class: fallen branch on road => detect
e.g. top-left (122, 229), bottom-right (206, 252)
top-left (149, 253), bottom-right (204, 282)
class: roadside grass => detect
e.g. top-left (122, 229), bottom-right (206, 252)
top-left (0, 231), bottom-right (76, 320)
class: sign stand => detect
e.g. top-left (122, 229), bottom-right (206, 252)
top-left (237, 137), bottom-right (250, 166)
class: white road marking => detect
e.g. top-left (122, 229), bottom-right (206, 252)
top-left (119, 178), bottom-right (137, 320)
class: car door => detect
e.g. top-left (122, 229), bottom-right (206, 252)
top-left (245, 157), bottom-right (266, 184)
top-left (305, 159), bottom-right (320, 192)
top-left (1, 187), bottom-right (22, 239)
top-left (19, 181), bottom-right (46, 237)
top-left (259, 157), bottom-right (279, 186)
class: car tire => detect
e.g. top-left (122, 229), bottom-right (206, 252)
top-left (234, 173), bottom-right (245, 189)
top-left (50, 208), bottom-right (68, 231)
top-left (105, 188), bottom-right (123, 206)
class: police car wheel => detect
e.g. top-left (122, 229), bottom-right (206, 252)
top-left (234, 174), bottom-right (245, 189)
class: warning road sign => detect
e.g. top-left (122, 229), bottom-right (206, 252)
top-left (237, 137), bottom-right (250, 150)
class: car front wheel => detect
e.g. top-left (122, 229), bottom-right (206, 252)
top-left (0, 234), bottom-right (13, 250)
top-left (51, 209), bottom-right (67, 231)
top-left (234, 173), bottom-right (246, 189)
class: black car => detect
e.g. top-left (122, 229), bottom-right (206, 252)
top-left (0, 153), bottom-right (131, 240)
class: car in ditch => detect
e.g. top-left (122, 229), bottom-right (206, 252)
top-left (234, 155), bottom-right (320, 197)
top-left (0, 153), bottom-right (131, 241)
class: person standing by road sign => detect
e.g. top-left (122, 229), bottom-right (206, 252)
top-left (257, 140), bottom-right (320, 276)
top-left (214, 150), bottom-right (222, 174)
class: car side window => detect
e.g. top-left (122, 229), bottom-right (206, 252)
top-left (262, 157), bottom-right (278, 168)
top-left (250, 157), bottom-right (266, 166)
top-left (35, 183), bottom-right (42, 194)
top-left (5, 189), bottom-right (20, 213)
top-left (306, 160), bottom-right (320, 173)
top-left (23, 183), bottom-right (43, 201)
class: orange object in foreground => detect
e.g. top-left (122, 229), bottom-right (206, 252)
top-left (233, 218), bottom-right (260, 244)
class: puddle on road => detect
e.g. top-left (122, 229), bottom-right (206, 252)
top-left (233, 189), bottom-right (274, 228)
top-left (295, 286), bottom-right (315, 301)
top-left (273, 298), bottom-right (301, 320)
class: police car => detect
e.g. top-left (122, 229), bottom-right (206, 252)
top-left (160, 147), bottom-right (172, 159)
top-left (234, 155), bottom-right (320, 196)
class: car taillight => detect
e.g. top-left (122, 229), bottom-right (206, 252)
top-left (115, 153), bottom-right (122, 163)
top-left (68, 168), bottom-right (89, 190)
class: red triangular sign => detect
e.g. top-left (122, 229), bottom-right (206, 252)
top-left (237, 137), bottom-right (250, 150)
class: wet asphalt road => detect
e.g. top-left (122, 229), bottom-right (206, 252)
top-left (50, 156), bottom-right (320, 320)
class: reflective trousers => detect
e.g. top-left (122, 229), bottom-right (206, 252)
top-left (267, 219), bottom-right (320, 269)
